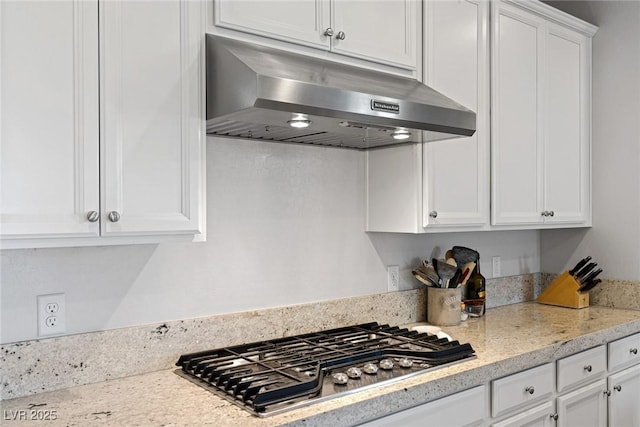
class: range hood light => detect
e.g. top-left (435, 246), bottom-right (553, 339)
top-left (392, 130), bottom-right (411, 140)
top-left (288, 114), bottom-right (311, 129)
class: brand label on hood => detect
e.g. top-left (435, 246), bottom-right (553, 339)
top-left (371, 100), bottom-right (400, 114)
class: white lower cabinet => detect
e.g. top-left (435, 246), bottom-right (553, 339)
top-left (361, 336), bottom-right (640, 427)
top-left (557, 379), bottom-right (607, 427)
top-left (607, 365), bottom-right (640, 426)
top-left (607, 333), bottom-right (640, 426)
top-left (359, 385), bottom-right (486, 427)
top-left (491, 363), bottom-right (554, 419)
top-left (492, 401), bottom-right (555, 427)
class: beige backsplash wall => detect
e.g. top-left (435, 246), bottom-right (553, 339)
top-left (0, 137), bottom-right (540, 345)
top-left (1, 274), bottom-right (539, 400)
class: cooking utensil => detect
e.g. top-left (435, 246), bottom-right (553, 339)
top-left (413, 268), bottom-right (439, 287)
top-left (452, 246), bottom-right (479, 266)
top-left (579, 278), bottom-right (602, 293)
top-left (448, 268), bottom-right (462, 288)
top-left (459, 267), bottom-right (471, 287)
top-left (412, 270), bottom-right (432, 286)
top-left (436, 261), bottom-right (457, 288)
top-left (432, 258), bottom-right (441, 286)
top-left (460, 262), bottom-right (476, 285)
top-left (569, 256), bottom-right (592, 276)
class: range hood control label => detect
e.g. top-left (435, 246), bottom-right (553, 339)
top-left (371, 100), bottom-right (400, 114)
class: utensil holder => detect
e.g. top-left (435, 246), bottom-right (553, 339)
top-left (427, 287), bottom-right (462, 326)
top-left (536, 271), bottom-right (589, 309)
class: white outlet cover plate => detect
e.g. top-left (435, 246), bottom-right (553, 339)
top-left (387, 265), bottom-right (400, 291)
top-left (37, 293), bottom-right (66, 336)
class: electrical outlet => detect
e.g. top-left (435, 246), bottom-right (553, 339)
top-left (37, 294), bottom-right (66, 336)
top-left (492, 256), bottom-right (501, 278)
top-left (387, 265), bottom-right (400, 291)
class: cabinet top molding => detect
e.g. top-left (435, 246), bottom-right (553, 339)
top-left (503, 0), bottom-right (599, 36)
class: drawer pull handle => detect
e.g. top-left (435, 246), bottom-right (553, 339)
top-left (605, 390), bottom-right (612, 397)
top-left (614, 385), bottom-right (622, 392)
top-left (631, 348), bottom-right (638, 355)
top-left (550, 413), bottom-right (559, 421)
top-left (584, 365), bottom-right (592, 372)
top-left (525, 386), bottom-right (535, 395)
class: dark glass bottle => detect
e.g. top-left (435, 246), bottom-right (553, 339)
top-left (465, 262), bottom-right (486, 316)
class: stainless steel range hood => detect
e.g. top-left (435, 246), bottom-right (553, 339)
top-left (206, 35), bottom-right (476, 150)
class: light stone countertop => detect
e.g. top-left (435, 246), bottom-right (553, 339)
top-left (2, 302), bottom-right (640, 427)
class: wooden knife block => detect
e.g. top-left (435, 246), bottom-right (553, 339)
top-left (537, 271), bottom-right (589, 309)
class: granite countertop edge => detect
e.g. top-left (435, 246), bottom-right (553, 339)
top-left (2, 302), bottom-right (640, 427)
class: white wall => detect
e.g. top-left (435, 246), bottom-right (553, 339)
top-left (541, 1), bottom-right (640, 279)
top-left (1, 137), bottom-right (540, 345)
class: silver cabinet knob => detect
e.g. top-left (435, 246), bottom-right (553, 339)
top-left (429, 211), bottom-right (438, 218)
top-left (324, 28), bottom-right (334, 37)
top-left (86, 211), bottom-right (99, 223)
top-left (336, 31), bottom-right (346, 40)
top-left (541, 211), bottom-right (548, 217)
top-left (605, 390), bottom-right (612, 397)
top-left (525, 386), bottom-right (535, 395)
top-left (107, 211), bottom-right (121, 223)
top-left (550, 413), bottom-right (559, 421)
top-left (631, 348), bottom-right (638, 355)
top-left (549, 210), bottom-right (555, 217)
top-left (614, 384), bottom-right (622, 392)
top-left (584, 365), bottom-right (592, 372)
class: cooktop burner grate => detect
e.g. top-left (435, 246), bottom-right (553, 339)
top-left (175, 322), bottom-right (475, 416)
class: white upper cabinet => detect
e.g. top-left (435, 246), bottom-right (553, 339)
top-left (0, 0), bottom-right (100, 241)
top-left (214, 0), bottom-right (420, 70)
top-left (99, 0), bottom-right (204, 238)
top-left (0, 0), bottom-right (205, 248)
top-left (423, 0), bottom-right (490, 228)
top-left (491, 0), bottom-right (596, 228)
top-left (215, 0), bottom-right (331, 50)
top-left (366, 0), bottom-right (489, 233)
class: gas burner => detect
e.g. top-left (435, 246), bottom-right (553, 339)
top-left (363, 362), bottom-right (379, 375)
top-left (346, 367), bottom-right (363, 379)
top-left (332, 372), bottom-right (349, 385)
top-left (379, 358), bottom-right (395, 370)
top-left (398, 357), bottom-right (414, 368)
top-left (175, 322), bottom-right (475, 417)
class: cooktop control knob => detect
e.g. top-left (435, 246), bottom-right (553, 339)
top-left (332, 372), bottom-right (349, 385)
top-left (363, 363), bottom-right (379, 375)
top-left (398, 357), bottom-right (414, 368)
top-left (379, 358), bottom-right (394, 370)
top-left (346, 367), bottom-right (363, 379)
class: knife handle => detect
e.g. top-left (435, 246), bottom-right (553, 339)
top-left (579, 278), bottom-right (602, 293)
top-left (576, 262), bottom-right (597, 279)
top-left (570, 256), bottom-right (592, 275)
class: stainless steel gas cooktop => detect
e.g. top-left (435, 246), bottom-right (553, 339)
top-left (175, 322), bottom-right (475, 417)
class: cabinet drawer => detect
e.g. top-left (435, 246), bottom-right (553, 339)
top-left (609, 333), bottom-right (640, 372)
top-left (557, 345), bottom-right (606, 393)
top-left (362, 385), bottom-right (486, 427)
top-left (491, 363), bottom-right (554, 418)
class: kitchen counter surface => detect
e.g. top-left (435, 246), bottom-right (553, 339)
top-left (3, 302), bottom-right (640, 426)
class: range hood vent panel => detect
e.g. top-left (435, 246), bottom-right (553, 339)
top-left (206, 35), bottom-right (476, 150)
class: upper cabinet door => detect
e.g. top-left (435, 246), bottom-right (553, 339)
top-left (544, 24), bottom-right (591, 225)
top-left (0, 0), bottom-right (100, 242)
top-left (215, 0), bottom-right (331, 50)
top-left (100, 0), bottom-right (203, 237)
top-left (491, 2), bottom-right (545, 225)
top-left (423, 0), bottom-right (490, 228)
top-left (331, 0), bottom-right (419, 69)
